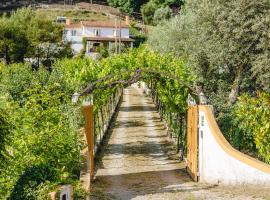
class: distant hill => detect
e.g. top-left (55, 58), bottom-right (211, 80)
top-left (0, 0), bottom-right (183, 25)
top-left (0, 1), bottom-right (108, 10)
top-left (0, 1), bottom-right (110, 15)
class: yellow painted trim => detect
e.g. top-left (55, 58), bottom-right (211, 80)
top-left (199, 105), bottom-right (270, 175)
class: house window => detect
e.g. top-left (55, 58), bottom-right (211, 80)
top-left (71, 30), bottom-right (77, 36)
top-left (113, 29), bottom-right (120, 37)
top-left (93, 29), bottom-right (101, 36)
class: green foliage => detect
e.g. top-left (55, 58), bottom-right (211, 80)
top-left (8, 164), bottom-right (58, 200)
top-left (148, 0), bottom-right (270, 163)
top-left (0, 47), bottom-right (194, 198)
top-left (0, 18), bottom-right (29, 64)
top-left (235, 93), bottom-right (270, 163)
top-left (220, 92), bottom-right (270, 163)
top-left (0, 7), bottom-right (73, 67)
top-left (53, 46), bottom-right (194, 114)
top-left (148, 0), bottom-right (270, 107)
top-left (127, 22), bottom-right (147, 47)
top-left (0, 63), bottom-right (82, 199)
top-left (141, 1), bottom-right (158, 24)
top-left (98, 46), bottom-right (194, 113)
top-left (73, 181), bottom-right (89, 200)
top-left (107, 0), bottom-right (149, 14)
top-left (153, 6), bottom-right (172, 25)
top-left (107, 0), bottom-right (182, 24)
top-left (141, 0), bottom-right (183, 24)
top-left (0, 105), bottom-right (12, 166)
top-left (0, 63), bottom-right (33, 103)
top-left (96, 45), bottom-right (109, 58)
top-left (107, 42), bottom-right (128, 55)
top-left (107, 0), bottom-right (134, 14)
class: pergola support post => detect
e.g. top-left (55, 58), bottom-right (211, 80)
top-left (82, 103), bottom-right (95, 182)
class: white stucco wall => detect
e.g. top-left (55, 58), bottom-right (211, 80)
top-left (83, 27), bottom-right (129, 38)
top-left (70, 42), bottom-right (83, 53)
top-left (64, 28), bottom-right (83, 41)
top-left (64, 28), bottom-right (84, 53)
top-left (64, 26), bottom-right (130, 53)
top-left (198, 106), bottom-right (270, 185)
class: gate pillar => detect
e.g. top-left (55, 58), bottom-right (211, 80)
top-left (187, 105), bottom-right (199, 181)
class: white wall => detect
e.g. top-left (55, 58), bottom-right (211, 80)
top-left (64, 26), bottom-right (130, 54)
top-left (71, 43), bottom-right (83, 54)
top-left (198, 106), bottom-right (270, 185)
top-left (83, 27), bottom-right (129, 38)
top-left (64, 28), bottom-right (83, 42)
top-left (64, 28), bottom-right (84, 53)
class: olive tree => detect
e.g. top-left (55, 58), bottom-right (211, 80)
top-left (141, 0), bottom-right (183, 24)
top-left (153, 6), bottom-right (173, 25)
top-left (148, 0), bottom-right (270, 107)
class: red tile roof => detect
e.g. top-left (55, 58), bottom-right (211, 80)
top-left (64, 20), bottom-right (129, 29)
top-left (81, 20), bottom-right (129, 28)
top-left (65, 23), bottom-right (82, 28)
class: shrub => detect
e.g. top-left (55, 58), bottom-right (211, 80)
top-left (0, 48), bottom-right (194, 198)
top-left (219, 92), bottom-right (270, 163)
top-left (0, 63), bottom-right (82, 199)
top-left (153, 6), bottom-right (173, 25)
top-left (234, 92), bottom-right (270, 163)
top-left (148, 0), bottom-right (270, 106)
top-left (141, 1), bottom-right (158, 24)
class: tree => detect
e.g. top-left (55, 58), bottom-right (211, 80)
top-left (107, 0), bottom-right (148, 14)
top-left (141, 1), bottom-right (158, 24)
top-left (0, 107), bottom-right (12, 168)
top-left (107, 0), bottom-right (134, 14)
top-left (148, 0), bottom-right (270, 107)
top-left (0, 7), bottom-right (73, 67)
top-left (0, 18), bottom-right (29, 64)
top-left (141, 0), bottom-right (183, 24)
top-left (0, 63), bottom-right (81, 199)
top-left (153, 6), bottom-right (172, 25)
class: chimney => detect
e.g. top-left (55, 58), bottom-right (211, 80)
top-left (125, 16), bottom-right (130, 25)
top-left (66, 18), bottom-right (71, 25)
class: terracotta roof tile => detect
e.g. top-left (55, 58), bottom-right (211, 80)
top-left (64, 23), bottom-right (82, 28)
top-left (81, 20), bottom-right (129, 28)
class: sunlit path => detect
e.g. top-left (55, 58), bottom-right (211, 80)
top-left (89, 86), bottom-right (270, 200)
top-left (90, 86), bottom-right (193, 199)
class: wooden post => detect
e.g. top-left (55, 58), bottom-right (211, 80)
top-left (82, 103), bottom-right (95, 180)
top-left (187, 106), bottom-right (198, 181)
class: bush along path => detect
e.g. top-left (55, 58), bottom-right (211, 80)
top-left (89, 85), bottom-right (270, 200)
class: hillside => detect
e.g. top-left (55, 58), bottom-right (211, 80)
top-left (36, 3), bottom-right (121, 22)
top-left (0, 0), bottom-right (183, 25)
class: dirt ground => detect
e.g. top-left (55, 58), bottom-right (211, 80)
top-left (89, 86), bottom-right (270, 200)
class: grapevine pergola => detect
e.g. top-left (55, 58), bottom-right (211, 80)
top-left (76, 69), bottom-right (207, 105)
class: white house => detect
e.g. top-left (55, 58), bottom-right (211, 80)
top-left (64, 19), bottom-right (134, 55)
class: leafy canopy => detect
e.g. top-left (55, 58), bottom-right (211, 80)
top-left (148, 0), bottom-right (270, 106)
top-left (0, 7), bottom-right (73, 67)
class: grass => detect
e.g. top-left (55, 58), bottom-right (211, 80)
top-left (37, 9), bottom-right (110, 21)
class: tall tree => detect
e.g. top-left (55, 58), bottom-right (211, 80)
top-left (107, 0), bottom-right (148, 14)
top-left (148, 0), bottom-right (270, 107)
top-left (0, 8), bottom-right (73, 67)
top-left (0, 18), bottom-right (29, 64)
